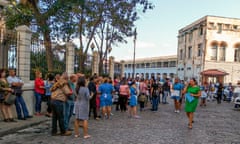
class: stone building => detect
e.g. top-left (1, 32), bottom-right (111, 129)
top-left (177, 15), bottom-right (240, 84)
top-left (121, 55), bottom-right (177, 80)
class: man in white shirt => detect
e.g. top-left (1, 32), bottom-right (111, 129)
top-left (7, 69), bottom-right (32, 120)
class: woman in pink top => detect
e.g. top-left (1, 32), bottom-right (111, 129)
top-left (34, 71), bottom-right (45, 116)
top-left (119, 79), bottom-right (130, 112)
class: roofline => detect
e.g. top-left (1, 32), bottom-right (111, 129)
top-left (122, 55), bottom-right (177, 63)
top-left (178, 15), bottom-right (240, 33)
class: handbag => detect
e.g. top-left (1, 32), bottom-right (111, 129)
top-left (138, 94), bottom-right (146, 102)
top-left (185, 93), bottom-right (194, 103)
top-left (4, 93), bottom-right (16, 105)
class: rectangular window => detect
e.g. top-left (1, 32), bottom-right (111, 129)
top-left (208, 22), bottom-right (214, 29)
top-left (163, 62), bottom-right (168, 67)
top-left (157, 62), bottom-right (161, 67)
top-left (180, 49), bottom-right (183, 60)
top-left (197, 43), bottom-right (202, 57)
top-left (199, 27), bottom-right (203, 36)
top-left (188, 46), bottom-right (192, 59)
top-left (188, 32), bottom-right (193, 42)
top-left (225, 24), bottom-right (230, 30)
top-left (217, 23), bottom-right (222, 33)
top-left (233, 25), bottom-right (238, 30)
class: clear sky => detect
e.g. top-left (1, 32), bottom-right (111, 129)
top-left (111, 0), bottom-right (240, 61)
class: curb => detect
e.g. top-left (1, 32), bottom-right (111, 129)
top-left (0, 118), bottom-right (49, 137)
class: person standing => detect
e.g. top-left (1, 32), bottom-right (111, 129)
top-left (7, 69), bottom-right (32, 120)
top-left (34, 71), bottom-right (45, 116)
top-left (162, 78), bottom-right (171, 104)
top-left (216, 83), bottom-right (223, 104)
top-left (119, 79), bottom-right (130, 112)
top-left (171, 78), bottom-right (184, 113)
top-left (139, 79), bottom-right (147, 111)
top-left (44, 73), bottom-right (55, 117)
top-left (74, 77), bottom-right (91, 139)
top-left (50, 76), bottom-right (72, 136)
top-left (129, 81), bottom-right (140, 118)
top-left (64, 74), bottom-right (77, 131)
top-left (98, 77), bottom-right (115, 119)
top-left (88, 76), bottom-right (98, 120)
top-left (183, 78), bottom-right (201, 129)
top-left (151, 79), bottom-right (160, 111)
top-left (0, 69), bottom-right (16, 122)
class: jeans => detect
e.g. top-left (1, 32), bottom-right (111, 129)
top-left (15, 94), bottom-right (29, 119)
top-left (152, 97), bottom-right (159, 111)
top-left (51, 100), bottom-right (65, 134)
top-left (46, 96), bottom-right (52, 113)
top-left (162, 91), bottom-right (170, 103)
top-left (34, 92), bottom-right (42, 113)
top-left (64, 100), bottom-right (74, 130)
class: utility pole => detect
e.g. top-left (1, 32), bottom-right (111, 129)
top-left (132, 28), bottom-right (137, 78)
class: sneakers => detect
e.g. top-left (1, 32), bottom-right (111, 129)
top-left (133, 115), bottom-right (140, 119)
top-left (61, 131), bottom-right (72, 136)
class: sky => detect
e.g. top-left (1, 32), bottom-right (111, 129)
top-left (110, 0), bottom-right (240, 61)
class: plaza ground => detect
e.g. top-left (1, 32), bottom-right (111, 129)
top-left (0, 98), bottom-right (240, 144)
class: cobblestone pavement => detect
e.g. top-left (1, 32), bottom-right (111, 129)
top-left (0, 99), bottom-right (240, 144)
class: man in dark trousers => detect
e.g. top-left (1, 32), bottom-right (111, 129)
top-left (88, 76), bottom-right (98, 120)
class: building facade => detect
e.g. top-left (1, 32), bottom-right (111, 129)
top-left (177, 15), bottom-right (240, 84)
top-left (121, 55), bottom-right (177, 80)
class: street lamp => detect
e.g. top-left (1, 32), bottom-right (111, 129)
top-left (132, 28), bottom-right (137, 78)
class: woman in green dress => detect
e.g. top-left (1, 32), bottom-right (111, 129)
top-left (183, 78), bottom-right (201, 129)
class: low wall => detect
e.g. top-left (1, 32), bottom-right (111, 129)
top-left (0, 81), bottom-right (47, 120)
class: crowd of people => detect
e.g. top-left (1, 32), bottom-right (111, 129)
top-left (1, 68), bottom-right (240, 139)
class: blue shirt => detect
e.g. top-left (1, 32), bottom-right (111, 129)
top-left (173, 83), bottom-right (184, 91)
top-left (99, 83), bottom-right (114, 96)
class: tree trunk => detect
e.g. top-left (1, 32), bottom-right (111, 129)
top-left (43, 31), bottom-right (54, 72)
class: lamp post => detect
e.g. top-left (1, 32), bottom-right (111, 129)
top-left (132, 28), bottom-right (137, 78)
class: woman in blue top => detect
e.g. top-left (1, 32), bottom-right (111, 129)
top-left (129, 82), bottom-right (140, 119)
top-left (98, 77), bottom-right (114, 119)
top-left (171, 78), bottom-right (184, 113)
top-left (44, 73), bottom-right (55, 117)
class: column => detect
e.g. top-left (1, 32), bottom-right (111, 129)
top-left (66, 42), bottom-right (75, 75)
top-left (92, 50), bottom-right (99, 75)
top-left (16, 25), bottom-right (32, 82)
top-left (109, 56), bottom-right (115, 79)
top-left (120, 60), bottom-right (125, 78)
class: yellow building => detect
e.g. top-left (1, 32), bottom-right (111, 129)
top-left (177, 15), bottom-right (240, 84)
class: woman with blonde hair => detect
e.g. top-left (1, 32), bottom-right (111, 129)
top-left (171, 78), bottom-right (184, 113)
top-left (0, 69), bottom-right (16, 122)
top-left (182, 78), bottom-right (201, 129)
top-left (34, 71), bottom-right (45, 116)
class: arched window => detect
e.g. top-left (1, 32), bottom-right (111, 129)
top-left (234, 43), bottom-right (240, 62)
top-left (210, 41), bottom-right (218, 60)
top-left (219, 41), bottom-right (227, 61)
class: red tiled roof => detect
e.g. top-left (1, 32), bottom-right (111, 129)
top-left (200, 69), bottom-right (229, 76)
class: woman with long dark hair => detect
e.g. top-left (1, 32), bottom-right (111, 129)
top-left (0, 69), bottom-right (16, 122)
top-left (183, 78), bottom-right (201, 129)
top-left (74, 77), bottom-right (91, 139)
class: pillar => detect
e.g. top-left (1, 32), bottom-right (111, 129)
top-left (120, 60), bottom-right (125, 78)
top-left (16, 25), bottom-right (32, 82)
top-left (92, 51), bottom-right (99, 75)
top-left (66, 42), bottom-right (75, 75)
top-left (109, 56), bottom-right (115, 79)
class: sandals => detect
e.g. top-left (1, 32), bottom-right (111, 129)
top-left (75, 134), bottom-right (91, 139)
top-left (188, 123), bottom-right (193, 129)
top-left (84, 135), bottom-right (91, 139)
top-left (74, 134), bottom-right (80, 138)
